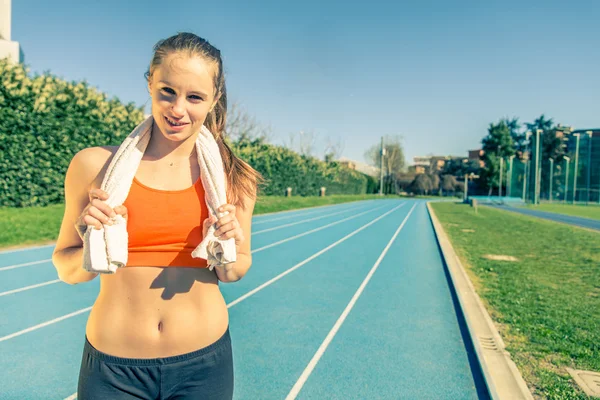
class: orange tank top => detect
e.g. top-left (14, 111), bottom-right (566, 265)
top-left (122, 176), bottom-right (209, 268)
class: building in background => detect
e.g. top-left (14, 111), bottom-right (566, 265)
top-left (408, 155), bottom-right (468, 174)
top-left (0, 0), bottom-right (24, 64)
top-left (468, 149), bottom-right (485, 167)
top-left (337, 157), bottom-right (380, 177)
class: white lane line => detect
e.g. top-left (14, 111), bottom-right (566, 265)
top-left (252, 201), bottom-right (370, 226)
top-left (0, 280), bottom-right (61, 297)
top-left (63, 393), bottom-right (77, 400)
top-left (285, 203), bottom-right (416, 400)
top-left (0, 203), bottom-right (376, 272)
top-left (0, 307), bottom-right (92, 343)
top-left (254, 204), bottom-right (364, 234)
top-left (0, 259), bottom-right (52, 272)
top-left (0, 202), bottom-right (403, 343)
top-left (0, 204), bottom-right (385, 297)
top-left (227, 202), bottom-right (408, 309)
top-left (251, 203), bottom-right (393, 253)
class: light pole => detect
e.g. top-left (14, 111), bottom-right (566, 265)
top-left (585, 131), bottom-right (593, 204)
top-left (549, 158), bottom-right (554, 202)
top-left (563, 156), bottom-right (570, 203)
top-left (499, 157), bottom-right (504, 197)
top-left (508, 155), bottom-right (515, 197)
top-left (523, 131), bottom-right (532, 203)
top-left (379, 137), bottom-right (385, 196)
top-left (573, 133), bottom-right (580, 204)
top-left (534, 129), bottom-right (542, 205)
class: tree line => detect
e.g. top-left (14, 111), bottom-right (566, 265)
top-left (361, 114), bottom-right (568, 197)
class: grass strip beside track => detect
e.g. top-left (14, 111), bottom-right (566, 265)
top-left (0, 194), bottom-right (405, 250)
top-left (431, 202), bottom-right (599, 400)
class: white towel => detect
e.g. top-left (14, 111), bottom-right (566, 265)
top-left (82, 115), bottom-right (237, 273)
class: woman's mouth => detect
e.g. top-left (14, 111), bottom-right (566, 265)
top-left (164, 116), bottom-right (189, 130)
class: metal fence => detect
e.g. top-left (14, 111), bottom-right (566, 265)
top-left (501, 131), bottom-right (600, 205)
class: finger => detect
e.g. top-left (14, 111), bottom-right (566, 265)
top-left (91, 199), bottom-right (117, 218)
top-left (113, 205), bottom-right (128, 219)
top-left (218, 230), bottom-right (238, 240)
top-left (214, 221), bottom-right (238, 237)
top-left (217, 204), bottom-right (236, 214)
top-left (82, 214), bottom-right (103, 230)
top-left (215, 214), bottom-right (236, 228)
top-left (87, 206), bottom-right (114, 225)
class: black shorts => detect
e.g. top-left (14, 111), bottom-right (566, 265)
top-left (77, 328), bottom-right (234, 400)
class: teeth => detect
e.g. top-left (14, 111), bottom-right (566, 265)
top-left (166, 116), bottom-right (186, 126)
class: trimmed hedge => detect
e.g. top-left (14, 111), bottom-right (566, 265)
top-left (0, 59), bottom-right (145, 206)
top-left (232, 139), bottom-right (372, 196)
top-left (1, 59), bottom-right (373, 206)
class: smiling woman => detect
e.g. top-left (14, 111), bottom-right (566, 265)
top-left (51, 32), bottom-right (263, 400)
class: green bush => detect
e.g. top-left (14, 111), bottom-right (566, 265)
top-left (232, 138), bottom-right (370, 196)
top-left (1, 59), bottom-right (372, 207)
top-left (0, 58), bottom-right (145, 206)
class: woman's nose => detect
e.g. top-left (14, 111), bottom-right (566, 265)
top-left (171, 97), bottom-right (186, 117)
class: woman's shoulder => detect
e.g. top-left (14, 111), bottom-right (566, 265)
top-left (67, 146), bottom-right (119, 187)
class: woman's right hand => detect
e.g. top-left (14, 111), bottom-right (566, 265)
top-left (75, 188), bottom-right (128, 238)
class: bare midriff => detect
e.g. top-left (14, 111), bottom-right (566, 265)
top-left (86, 266), bottom-right (228, 359)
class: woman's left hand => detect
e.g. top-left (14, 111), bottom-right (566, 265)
top-left (211, 204), bottom-right (245, 246)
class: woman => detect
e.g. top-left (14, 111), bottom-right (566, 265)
top-left (52, 32), bottom-right (262, 399)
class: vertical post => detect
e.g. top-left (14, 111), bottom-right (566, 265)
top-left (549, 158), bottom-right (554, 203)
top-left (563, 156), bottom-right (570, 203)
top-left (573, 133), bottom-right (580, 204)
top-left (522, 159), bottom-right (528, 202)
top-left (534, 129), bottom-right (541, 205)
top-left (464, 174), bottom-right (468, 202)
top-left (507, 155), bottom-right (514, 197)
top-left (379, 137), bottom-right (385, 196)
top-left (586, 131), bottom-right (593, 204)
top-left (523, 131), bottom-right (531, 203)
top-left (499, 157), bottom-right (504, 197)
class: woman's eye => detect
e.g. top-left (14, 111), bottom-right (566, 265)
top-left (161, 88), bottom-right (175, 95)
top-left (189, 95), bottom-right (203, 101)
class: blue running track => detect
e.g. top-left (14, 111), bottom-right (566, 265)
top-left (0, 199), bottom-right (489, 399)
top-left (485, 204), bottom-right (600, 231)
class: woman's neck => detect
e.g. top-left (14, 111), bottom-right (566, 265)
top-left (145, 123), bottom-right (198, 162)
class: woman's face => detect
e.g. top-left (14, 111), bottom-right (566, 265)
top-left (148, 53), bottom-right (218, 142)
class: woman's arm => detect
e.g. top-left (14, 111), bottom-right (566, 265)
top-left (52, 147), bottom-right (115, 284)
top-left (212, 195), bottom-right (256, 283)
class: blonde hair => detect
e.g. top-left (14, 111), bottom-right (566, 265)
top-left (145, 32), bottom-right (263, 209)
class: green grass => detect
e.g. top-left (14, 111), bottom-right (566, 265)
top-left (254, 194), bottom-right (399, 214)
top-left (0, 194), bottom-right (399, 250)
top-left (431, 202), bottom-right (599, 400)
top-left (0, 204), bottom-right (65, 250)
top-left (526, 203), bottom-right (600, 221)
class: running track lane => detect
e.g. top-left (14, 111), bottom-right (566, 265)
top-left (0, 200), bottom-right (487, 399)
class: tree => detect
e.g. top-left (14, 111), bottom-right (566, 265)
top-left (285, 130), bottom-right (317, 157)
top-left (409, 174), bottom-right (432, 195)
top-left (442, 174), bottom-right (458, 195)
top-left (526, 114), bottom-right (565, 199)
top-left (225, 102), bottom-right (271, 143)
top-left (504, 117), bottom-right (526, 155)
top-left (429, 173), bottom-right (440, 195)
top-left (323, 136), bottom-right (344, 162)
top-left (480, 120), bottom-right (516, 195)
top-left (364, 135), bottom-right (406, 194)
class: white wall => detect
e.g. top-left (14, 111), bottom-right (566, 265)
top-left (0, 40), bottom-right (22, 63)
top-left (0, 0), bottom-right (11, 41)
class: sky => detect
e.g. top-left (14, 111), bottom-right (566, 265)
top-left (10, 0), bottom-right (600, 166)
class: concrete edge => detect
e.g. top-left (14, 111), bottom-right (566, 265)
top-left (426, 202), bottom-right (534, 400)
